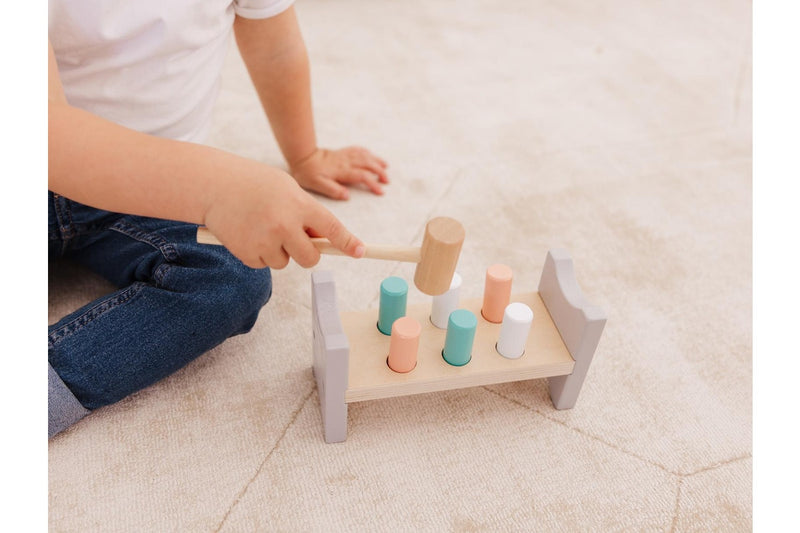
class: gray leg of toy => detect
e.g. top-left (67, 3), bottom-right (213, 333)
top-left (311, 271), bottom-right (350, 443)
top-left (538, 249), bottom-right (607, 410)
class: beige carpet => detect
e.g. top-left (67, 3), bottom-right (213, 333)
top-left (48, 0), bottom-right (752, 530)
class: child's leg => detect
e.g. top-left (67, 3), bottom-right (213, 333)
top-left (48, 193), bottom-right (272, 438)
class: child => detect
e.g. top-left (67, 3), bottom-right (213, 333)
top-left (48, 1), bottom-right (388, 438)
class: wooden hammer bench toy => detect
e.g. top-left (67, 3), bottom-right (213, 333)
top-left (198, 218), bottom-right (607, 443)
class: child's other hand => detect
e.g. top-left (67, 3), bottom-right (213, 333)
top-left (203, 166), bottom-right (364, 269)
top-left (289, 146), bottom-right (389, 200)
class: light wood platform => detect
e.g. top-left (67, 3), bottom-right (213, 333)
top-left (312, 249), bottom-right (607, 443)
top-left (342, 292), bottom-right (574, 403)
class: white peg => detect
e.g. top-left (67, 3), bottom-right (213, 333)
top-left (430, 272), bottom-right (462, 329)
top-left (496, 302), bottom-right (533, 359)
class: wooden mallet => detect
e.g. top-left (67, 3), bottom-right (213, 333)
top-left (196, 217), bottom-right (465, 296)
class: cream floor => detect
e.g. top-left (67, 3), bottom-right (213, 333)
top-left (49, 1), bottom-right (752, 531)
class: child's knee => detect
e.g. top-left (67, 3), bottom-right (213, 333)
top-left (169, 239), bottom-right (273, 337)
top-left (232, 265), bottom-right (272, 333)
top-left (212, 262), bottom-right (272, 337)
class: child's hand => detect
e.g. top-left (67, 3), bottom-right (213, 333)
top-left (203, 165), bottom-right (364, 269)
top-left (289, 147), bottom-right (389, 200)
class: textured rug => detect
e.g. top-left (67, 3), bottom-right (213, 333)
top-left (48, 0), bottom-right (752, 530)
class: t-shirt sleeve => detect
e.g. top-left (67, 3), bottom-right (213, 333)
top-left (233, 0), bottom-right (295, 19)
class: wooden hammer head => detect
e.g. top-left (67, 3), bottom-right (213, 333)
top-left (413, 217), bottom-right (465, 295)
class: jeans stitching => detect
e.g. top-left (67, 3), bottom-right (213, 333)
top-left (48, 197), bottom-right (61, 242)
top-left (109, 220), bottom-right (182, 263)
top-left (152, 262), bottom-right (173, 287)
top-left (48, 283), bottom-right (145, 347)
top-left (51, 194), bottom-right (75, 254)
top-left (56, 194), bottom-right (75, 239)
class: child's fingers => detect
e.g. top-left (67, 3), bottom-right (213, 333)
top-left (311, 176), bottom-right (350, 201)
top-left (307, 206), bottom-right (365, 258)
top-left (305, 226), bottom-right (323, 238)
top-left (357, 158), bottom-right (389, 184)
top-left (347, 147), bottom-right (389, 172)
top-left (283, 232), bottom-right (322, 268)
top-left (259, 246), bottom-right (290, 270)
top-left (342, 169), bottom-right (384, 195)
top-left (350, 148), bottom-right (389, 183)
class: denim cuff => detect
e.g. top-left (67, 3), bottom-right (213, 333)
top-left (49, 364), bottom-right (90, 439)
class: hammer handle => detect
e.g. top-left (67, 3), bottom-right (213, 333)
top-left (311, 239), bottom-right (421, 262)
top-left (196, 227), bottom-right (421, 263)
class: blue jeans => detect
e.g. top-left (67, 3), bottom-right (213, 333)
top-left (48, 192), bottom-right (272, 438)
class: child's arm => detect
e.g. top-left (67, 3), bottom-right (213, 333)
top-left (48, 42), bottom-right (364, 269)
top-left (233, 6), bottom-right (389, 201)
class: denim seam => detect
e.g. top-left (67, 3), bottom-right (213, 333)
top-left (55, 194), bottom-right (75, 237)
top-left (48, 283), bottom-right (145, 347)
top-left (51, 194), bottom-right (75, 254)
top-left (152, 262), bottom-right (173, 287)
top-left (48, 196), bottom-right (62, 242)
top-left (108, 220), bottom-right (182, 264)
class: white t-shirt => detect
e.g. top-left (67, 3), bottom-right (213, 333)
top-left (49, 0), bottom-right (294, 143)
